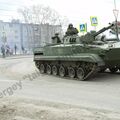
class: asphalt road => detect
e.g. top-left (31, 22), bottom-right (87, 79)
top-left (0, 57), bottom-right (120, 112)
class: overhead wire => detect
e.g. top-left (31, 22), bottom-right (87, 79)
top-left (0, 2), bottom-right (24, 19)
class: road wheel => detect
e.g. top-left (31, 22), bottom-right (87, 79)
top-left (77, 67), bottom-right (85, 81)
top-left (35, 61), bottom-right (40, 69)
top-left (39, 64), bottom-right (45, 73)
top-left (99, 68), bottom-right (106, 73)
top-left (109, 67), bottom-right (118, 73)
top-left (59, 66), bottom-right (66, 77)
top-left (52, 65), bottom-right (58, 75)
top-left (46, 64), bottom-right (52, 74)
top-left (68, 67), bottom-right (76, 78)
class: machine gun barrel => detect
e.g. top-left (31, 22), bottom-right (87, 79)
top-left (93, 24), bottom-right (114, 37)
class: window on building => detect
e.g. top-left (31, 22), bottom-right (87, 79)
top-left (14, 30), bottom-right (18, 33)
top-left (9, 24), bottom-right (13, 27)
top-left (34, 27), bottom-right (38, 31)
top-left (15, 36), bottom-right (18, 39)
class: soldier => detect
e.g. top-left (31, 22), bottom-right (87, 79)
top-left (52, 33), bottom-right (61, 44)
top-left (66, 24), bottom-right (79, 36)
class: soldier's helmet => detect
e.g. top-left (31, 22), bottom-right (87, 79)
top-left (68, 24), bottom-right (73, 28)
top-left (90, 30), bottom-right (96, 35)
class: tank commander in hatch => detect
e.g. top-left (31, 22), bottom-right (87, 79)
top-left (52, 33), bottom-right (61, 44)
top-left (65, 23), bottom-right (79, 36)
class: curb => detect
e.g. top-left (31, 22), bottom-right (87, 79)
top-left (0, 55), bottom-right (33, 60)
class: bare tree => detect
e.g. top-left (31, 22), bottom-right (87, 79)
top-left (18, 5), bottom-right (69, 48)
top-left (18, 5), bottom-right (69, 27)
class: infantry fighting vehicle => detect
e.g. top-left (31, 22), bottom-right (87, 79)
top-left (34, 23), bottom-right (120, 80)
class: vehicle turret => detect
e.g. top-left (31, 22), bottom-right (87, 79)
top-left (80, 24), bottom-right (115, 44)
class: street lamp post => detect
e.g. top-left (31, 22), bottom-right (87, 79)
top-left (114, 0), bottom-right (117, 9)
top-left (113, 0), bottom-right (119, 40)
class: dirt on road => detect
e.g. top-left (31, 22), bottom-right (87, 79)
top-left (0, 97), bottom-right (120, 120)
top-left (0, 58), bottom-right (36, 80)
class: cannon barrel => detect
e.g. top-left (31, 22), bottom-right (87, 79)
top-left (93, 24), bottom-right (114, 37)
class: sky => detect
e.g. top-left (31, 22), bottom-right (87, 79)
top-left (0, 0), bottom-right (120, 31)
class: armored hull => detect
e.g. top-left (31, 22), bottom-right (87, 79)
top-left (34, 24), bottom-right (120, 80)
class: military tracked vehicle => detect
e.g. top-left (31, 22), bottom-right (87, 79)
top-left (34, 23), bottom-right (120, 80)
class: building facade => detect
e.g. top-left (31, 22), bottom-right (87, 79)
top-left (0, 20), bottom-right (62, 53)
